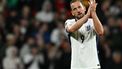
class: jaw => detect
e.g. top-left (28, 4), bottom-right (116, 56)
top-left (76, 14), bottom-right (85, 19)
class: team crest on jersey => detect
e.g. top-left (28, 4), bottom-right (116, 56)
top-left (86, 25), bottom-right (91, 31)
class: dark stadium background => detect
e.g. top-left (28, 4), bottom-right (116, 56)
top-left (0, 0), bottom-right (122, 69)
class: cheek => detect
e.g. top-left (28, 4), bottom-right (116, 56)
top-left (71, 11), bottom-right (75, 16)
top-left (72, 11), bottom-right (77, 15)
top-left (79, 8), bottom-right (85, 12)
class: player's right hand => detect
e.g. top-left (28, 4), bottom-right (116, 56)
top-left (86, 1), bottom-right (92, 17)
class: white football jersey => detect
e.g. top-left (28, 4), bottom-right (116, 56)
top-left (65, 18), bottom-right (101, 69)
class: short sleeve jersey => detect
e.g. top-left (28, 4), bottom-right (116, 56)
top-left (65, 18), bottom-right (100, 69)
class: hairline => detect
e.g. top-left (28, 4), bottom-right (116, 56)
top-left (70, 0), bottom-right (85, 10)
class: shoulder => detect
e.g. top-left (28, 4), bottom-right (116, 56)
top-left (65, 19), bottom-right (75, 24)
top-left (23, 54), bottom-right (33, 63)
top-left (65, 19), bottom-right (75, 28)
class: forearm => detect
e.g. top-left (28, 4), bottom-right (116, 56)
top-left (92, 13), bottom-right (104, 36)
top-left (67, 14), bottom-right (89, 32)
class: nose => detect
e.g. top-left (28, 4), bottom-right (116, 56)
top-left (77, 9), bottom-right (81, 14)
top-left (77, 8), bottom-right (81, 12)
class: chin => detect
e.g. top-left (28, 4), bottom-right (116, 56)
top-left (77, 15), bottom-right (84, 19)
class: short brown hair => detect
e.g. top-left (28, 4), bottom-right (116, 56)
top-left (70, 0), bottom-right (89, 9)
top-left (70, 0), bottom-right (81, 4)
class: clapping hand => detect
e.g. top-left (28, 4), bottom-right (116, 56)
top-left (86, 0), bottom-right (97, 17)
top-left (90, 0), bottom-right (98, 16)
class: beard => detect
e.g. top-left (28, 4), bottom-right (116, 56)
top-left (76, 13), bottom-right (85, 19)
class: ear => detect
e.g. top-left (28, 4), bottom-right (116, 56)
top-left (71, 11), bottom-right (74, 16)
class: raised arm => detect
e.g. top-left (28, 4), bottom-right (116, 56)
top-left (66, 14), bottom-right (89, 33)
top-left (90, 0), bottom-right (104, 36)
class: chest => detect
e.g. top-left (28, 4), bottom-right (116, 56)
top-left (78, 22), bottom-right (93, 36)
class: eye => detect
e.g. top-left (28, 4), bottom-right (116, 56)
top-left (73, 8), bottom-right (76, 11)
top-left (78, 6), bottom-right (81, 9)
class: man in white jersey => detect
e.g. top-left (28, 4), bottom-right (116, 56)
top-left (65, 0), bottom-right (104, 69)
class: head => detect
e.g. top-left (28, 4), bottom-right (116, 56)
top-left (26, 36), bottom-right (35, 46)
top-left (31, 46), bottom-right (38, 56)
top-left (6, 46), bottom-right (18, 58)
top-left (70, 0), bottom-right (86, 19)
top-left (112, 51), bottom-right (122, 64)
top-left (6, 34), bottom-right (16, 46)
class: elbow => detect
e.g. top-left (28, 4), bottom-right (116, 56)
top-left (98, 30), bottom-right (104, 36)
top-left (98, 32), bottom-right (104, 36)
top-left (67, 28), bottom-right (76, 33)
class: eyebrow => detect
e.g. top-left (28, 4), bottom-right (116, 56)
top-left (72, 7), bottom-right (76, 10)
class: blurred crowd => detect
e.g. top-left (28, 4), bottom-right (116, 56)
top-left (0, 0), bottom-right (122, 69)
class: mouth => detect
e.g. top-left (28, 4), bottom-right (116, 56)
top-left (78, 13), bottom-right (83, 17)
top-left (78, 13), bottom-right (82, 15)
top-left (76, 13), bottom-right (84, 19)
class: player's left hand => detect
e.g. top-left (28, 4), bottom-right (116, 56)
top-left (89, 0), bottom-right (97, 15)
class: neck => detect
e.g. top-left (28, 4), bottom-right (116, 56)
top-left (75, 17), bottom-right (89, 23)
top-left (75, 18), bottom-right (79, 21)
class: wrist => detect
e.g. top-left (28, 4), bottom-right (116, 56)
top-left (86, 13), bottom-right (90, 18)
top-left (91, 12), bottom-right (97, 17)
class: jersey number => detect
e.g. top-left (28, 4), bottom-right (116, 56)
top-left (80, 34), bottom-right (84, 43)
